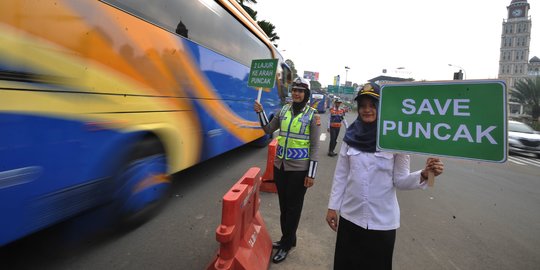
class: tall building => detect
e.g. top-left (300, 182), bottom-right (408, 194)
top-left (499, 0), bottom-right (539, 115)
top-left (499, 0), bottom-right (531, 89)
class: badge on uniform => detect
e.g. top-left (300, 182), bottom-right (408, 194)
top-left (299, 114), bottom-right (310, 124)
top-left (315, 115), bottom-right (321, 126)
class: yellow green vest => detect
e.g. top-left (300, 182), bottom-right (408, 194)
top-left (277, 104), bottom-right (315, 160)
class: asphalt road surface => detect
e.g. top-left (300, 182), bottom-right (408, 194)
top-left (2, 113), bottom-right (540, 270)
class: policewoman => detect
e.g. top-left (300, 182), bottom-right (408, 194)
top-left (327, 97), bottom-right (348, 157)
top-left (254, 77), bottom-right (321, 264)
top-left (325, 82), bottom-right (444, 269)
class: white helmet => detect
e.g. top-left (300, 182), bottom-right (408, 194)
top-left (292, 77), bottom-right (310, 92)
top-left (291, 77), bottom-right (310, 103)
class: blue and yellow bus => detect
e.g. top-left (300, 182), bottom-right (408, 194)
top-left (0, 0), bottom-right (291, 246)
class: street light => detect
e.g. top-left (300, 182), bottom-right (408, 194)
top-left (344, 66), bottom-right (350, 85)
top-left (448, 63), bottom-right (466, 80)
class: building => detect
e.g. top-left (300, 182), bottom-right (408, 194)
top-left (499, 0), bottom-right (532, 88)
top-left (498, 0), bottom-right (538, 116)
top-left (368, 75), bottom-right (414, 85)
top-left (528, 56), bottom-right (540, 76)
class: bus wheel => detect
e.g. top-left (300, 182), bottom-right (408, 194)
top-left (114, 138), bottom-right (171, 229)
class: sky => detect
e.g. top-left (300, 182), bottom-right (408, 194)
top-left (248, 0), bottom-right (540, 87)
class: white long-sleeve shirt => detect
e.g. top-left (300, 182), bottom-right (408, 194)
top-left (328, 143), bottom-right (426, 230)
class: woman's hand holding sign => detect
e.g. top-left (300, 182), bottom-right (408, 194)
top-left (421, 158), bottom-right (444, 186)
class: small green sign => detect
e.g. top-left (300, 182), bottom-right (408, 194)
top-left (327, 85), bottom-right (354, 94)
top-left (377, 80), bottom-right (507, 162)
top-left (328, 85), bottom-right (339, 93)
top-left (342, 86), bottom-right (355, 94)
top-left (248, 59), bottom-right (278, 88)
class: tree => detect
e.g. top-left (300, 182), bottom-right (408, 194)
top-left (511, 76), bottom-right (540, 121)
top-left (236, 1), bottom-right (280, 47)
top-left (285, 59), bottom-right (298, 80)
top-left (236, 0), bottom-right (258, 20)
top-left (241, 6), bottom-right (257, 20)
top-left (257, 20), bottom-right (280, 46)
top-left (237, 0), bottom-right (257, 4)
top-left (310, 80), bottom-right (322, 91)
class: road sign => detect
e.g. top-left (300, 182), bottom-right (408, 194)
top-left (377, 80), bottom-right (507, 162)
top-left (328, 85), bottom-right (339, 93)
top-left (342, 86), bottom-right (355, 94)
top-left (248, 59), bottom-right (278, 89)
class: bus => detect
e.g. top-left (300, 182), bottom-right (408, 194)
top-left (0, 0), bottom-right (291, 246)
top-left (310, 93), bottom-right (328, 113)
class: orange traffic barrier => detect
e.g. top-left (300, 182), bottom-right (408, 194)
top-left (260, 138), bottom-right (277, 193)
top-left (207, 167), bottom-right (272, 270)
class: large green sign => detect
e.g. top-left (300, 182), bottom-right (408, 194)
top-left (248, 59), bottom-right (278, 88)
top-left (377, 81), bottom-right (507, 162)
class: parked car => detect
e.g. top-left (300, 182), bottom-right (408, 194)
top-left (508, 120), bottom-right (540, 158)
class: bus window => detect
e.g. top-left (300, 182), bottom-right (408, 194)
top-left (278, 62), bottom-right (292, 104)
top-left (101, 0), bottom-right (271, 66)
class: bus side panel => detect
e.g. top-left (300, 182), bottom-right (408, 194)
top-left (0, 0), bottom-right (283, 246)
top-left (182, 40), bottom-right (281, 160)
top-left (0, 112), bottom-right (145, 246)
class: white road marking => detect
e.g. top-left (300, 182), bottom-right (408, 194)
top-left (508, 158), bottom-right (526, 165)
top-left (320, 133), bottom-right (327, 141)
top-left (508, 156), bottom-right (540, 167)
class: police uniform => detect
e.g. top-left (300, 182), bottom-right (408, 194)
top-left (260, 103), bottom-right (320, 175)
top-left (256, 90), bottom-right (321, 258)
top-left (328, 101), bottom-right (347, 156)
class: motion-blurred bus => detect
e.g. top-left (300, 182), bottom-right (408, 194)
top-left (0, 0), bottom-right (290, 246)
top-left (310, 93), bottom-right (328, 113)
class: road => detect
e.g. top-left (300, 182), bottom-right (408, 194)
top-left (2, 113), bottom-right (540, 270)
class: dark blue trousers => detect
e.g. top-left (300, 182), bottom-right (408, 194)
top-left (329, 127), bottom-right (341, 153)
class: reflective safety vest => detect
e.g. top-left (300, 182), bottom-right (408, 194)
top-left (276, 104), bottom-right (316, 160)
top-left (329, 107), bottom-right (345, 128)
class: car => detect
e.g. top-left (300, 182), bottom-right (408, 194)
top-left (508, 120), bottom-right (540, 158)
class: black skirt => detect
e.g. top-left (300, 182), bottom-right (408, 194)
top-left (334, 216), bottom-right (396, 270)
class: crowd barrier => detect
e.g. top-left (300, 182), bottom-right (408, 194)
top-left (206, 167), bottom-right (272, 270)
top-left (260, 139), bottom-right (277, 193)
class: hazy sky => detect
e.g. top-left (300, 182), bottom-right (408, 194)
top-left (250, 0), bottom-right (540, 86)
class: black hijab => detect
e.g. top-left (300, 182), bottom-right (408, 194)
top-left (343, 95), bottom-right (378, 152)
top-left (343, 117), bottom-right (377, 153)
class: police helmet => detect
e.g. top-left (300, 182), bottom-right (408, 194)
top-left (291, 77), bottom-right (311, 104)
top-left (291, 77), bottom-right (310, 95)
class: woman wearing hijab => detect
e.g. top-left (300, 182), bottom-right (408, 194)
top-left (254, 77), bottom-right (321, 263)
top-left (325, 82), bottom-right (444, 270)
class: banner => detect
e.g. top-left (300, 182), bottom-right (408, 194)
top-left (333, 75), bottom-right (340, 86)
top-left (303, 71), bottom-right (319, 81)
